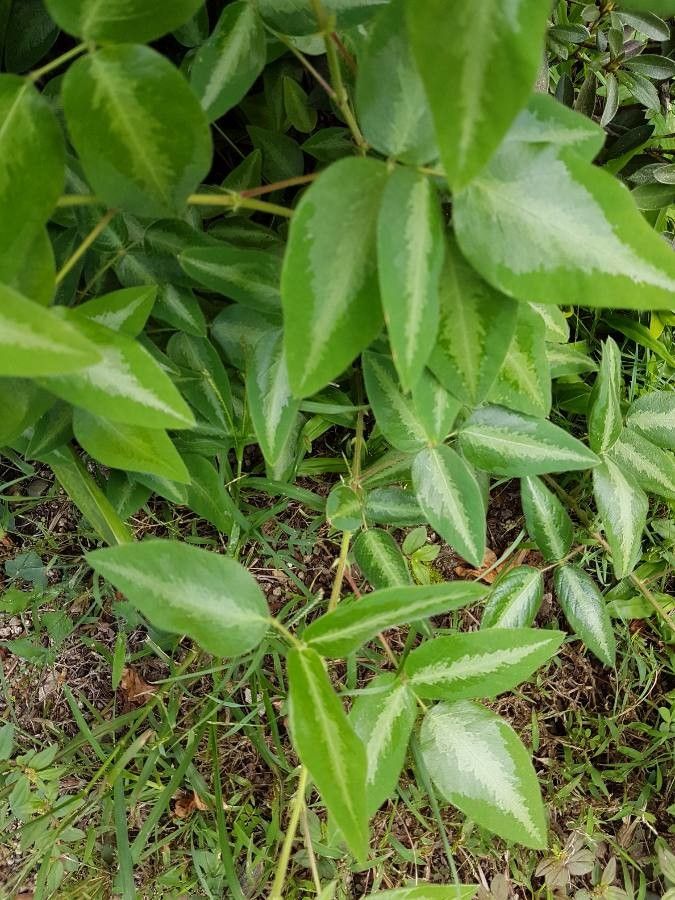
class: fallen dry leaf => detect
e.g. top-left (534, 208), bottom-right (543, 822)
top-left (120, 666), bottom-right (157, 703)
top-left (173, 790), bottom-right (208, 818)
top-left (455, 548), bottom-right (532, 584)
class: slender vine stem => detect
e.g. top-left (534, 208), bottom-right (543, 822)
top-left (56, 193), bottom-right (101, 208)
top-left (240, 173), bottom-right (319, 197)
top-left (55, 208), bottom-right (117, 286)
top-left (187, 192), bottom-right (293, 217)
top-left (269, 766), bottom-right (309, 899)
top-left (328, 530), bottom-right (352, 613)
top-left (29, 42), bottom-right (88, 81)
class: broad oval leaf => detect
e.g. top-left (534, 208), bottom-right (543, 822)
top-left (412, 445), bottom-right (486, 566)
top-left (626, 390), bottom-right (675, 450)
top-left (181, 245), bottom-right (282, 313)
top-left (63, 45), bottom-right (212, 217)
top-left (356, 0), bottom-right (437, 165)
top-left (407, 0), bottom-right (550, 189)
top-left (420, 700), bottom-right (548, 848)
top-left (40, 315), bottom-right (195, 430)
top-left (191, 1), bottom-right (266, 122)
top-left (353, 528), bottom-right (412, 590)
top-left (608, 427), bottom-right (675, 500)
top-left (363, 351), bottom-right (428, 453)
top-left (0, 75), bottom-right (64, 258)
top-left (304, 581), bottom-right (486, 658)
top-left (45, 0), bottom-right (203, 42)
top-left (404, 628), bottom-right (563, 700)
top-left (554, 565), bottom-right (616, 666)
top-left (481, 566), bottom-right (544, 629)
top-left (587, 338), bottom-right (623, 454)
top-left (459, 406), bottom-right (599, 477)
top-left (488, 303), bottom-right (551, 418)
top-left (377, 169), bottom-right (444, 390)
top-left (520, 475), bottom-right (573, 562)
top-left (350, 672), bottom-right (417, 815)
top-left (326, 484), bottom-right (363, 532)
top-left (247, 329), bottom-right (301, 476)
top-left (507, 94), bottom-right (605, 162)
top-left (428, 236), bottom-right (518, 406)
top-left (593, 458), bottom-right (647, 580)
top-left (287, 647), bottom-right (369, 862)
top-left (364, 487), bottom-right (425, 526)
top-left (0, 226), bottom-right (55, 308)
top-left (0, 284), bottom-right (100, 377)
top-left (87, 539), bottom-right (269, 657)
top-left (454, 138), bottom-right (675, 311)
top-left (76, 286), bottom-right (156, 337)
top-left (282, 157), bottom-right (388, 397)
top-left (73, 409), bottom-right (190, 483)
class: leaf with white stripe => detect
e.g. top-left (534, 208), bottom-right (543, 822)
top-left (626, 390), bottom-right (675, 450)
top-left (247, 329), bottom-right (301, 475)
top-left (363, 352), bottom-right (428, 453)
top-left (353, 529), bottom-right (412, 590)
top-left (356, 0), bottom-right (437, 165)
top-left (454, 135), bottom-right (675, 311)
top-left (554, 565), bottom-right (616, 666)
top-left (488, 303), bottom-right (551, 417)
top-left (326, 484), bottom-right (363, 532)
top-left (73, 409), bottom-right (189, 484)
top-left (350, 673), bottom-right (417, 814)
top-left (287, 647), bottom-right (369, 862)
top-left (593, 458), bottom-right (647, 580)
top-left (587, 338), bottom-right (623, 454)
top-left (411, 370), bottom-right (462, 446)
top-left (364, 488), bottom-right (425, 526)
top-left (190, 1), bottom-right (266, 122)
top-left (282, 157), bottom-right (388, 397)
top-left (167, 333), bottom-right (235, 436)
top-left (507, 94), bottom-right (605, 162)
top-left (520, 475), bottom-right (573, 562)
top-left (608, 428), bottom-right (675, 500)
top-left (428, 236), bottom-right (518, 406)
top-left (459, 406), bottom-right (599, 477)
top-left (153, 285), bottom-right (207, 338)
top-left (529, 303), bottom-right (569, 343)
top-left (377, 168), bottom-right (444, 391)
top-left (76, 286), bottom-right (156, 337)
top-left (412, 445), bottom-right (486, 567)
top-left (367, 888), bottom-right (477, 900)
top-left (420, 700), bottom-right (548, 848)
top-left (407, 0), bottom-right (550, 189)
top-left (87, 539), bottom-right (269, 657)
top-left (182, 453), bottom-right (243, 535)
top-left (0, 284), bottom-right (99, 377)
top-left (405, 628), bottom-right (563, 700)
top-left (41, 316), bottom-right (194, 430)
top-left (180, 245), bottom-right (282, 314)
top-left (45, 0), bottom-right (202, 42)
top-left (481, 566), bottom-right (544, 629)
top-left (304, 581), bottom-right (486, 658)
top-left (547, 342), bottom-right (598, 379)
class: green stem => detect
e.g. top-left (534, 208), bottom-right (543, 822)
top-left (328, 530), bottom-right (352, 613)
top-left (268, 617), bottom-right (304, 649)
top-left (56, 193), bottom-right (101, 208)
top-left (240, 173), bottom-right (319, 197)
top-left (188, 192), bottom-right (293, 218)
top-left (29, 42), bottom-right (88, 81)
top-left (55, 208), bottom-right (117, 286)
top-left (269, 766), bottom-right (309, 900)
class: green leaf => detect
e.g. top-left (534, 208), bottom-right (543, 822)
top-left (0, 75), bottom-right (64, 258)
top-left (356, 0), bottom-right (436, 165)
top-left (428, 236), bottom-right (518, 406)
top-left (47, 446), bottom-right (133, 546)
top-left (520, 475), bottom-right (573, 562)
top-left (282, 157), bottom-right (388, 396)
top-left (350, 673), bottom-right (417, 815)
top-left (420, 700), bottom-right (547, 848)
top-left (87, 539), bottom-right (269, 657)
top-left (459, 406), bottom-right (599, 477)
top-left (73, 409), bottom-right (190, 483)
top-left (40, 316), bottom-right (195, 430)
top-left (0, 723), bottom-right (14, 761)
top-left (153, 285), bottom-right (207, 338)
top-left (626, 390), bottom-right (675, 450)
top-left (25, 401), bottom-right (73, 460)
top-left (190, 1), bottom-right (266, 122)
top-left (617, 8), bottom-right (670, 40)
top-left (283, 77), bottom-right (317, 134)
top-left (364, 487), bottom-right (425, 526)
top-left (412, 445), bottom-right (486, 566)
top-left (287, 647), bottom-right (369, 862)
top-left (304, 581), bottom-right (485, 658)
top-left (488, 304), bottom-right (551, 418)
top-left (180, 245), bottom-right (281, 314)
top-left (481, 566), bottom-right (544, 629)
top-left (547, 342), bottom-right (598, 379)
top-left (377, 169), bottom-right (444, 390)
top-left (4, 0), bottom-right (58, 73)
top-left (0, 284), bottom-right (100, 376)
top-left (593, 458), bottom-right (647, 580)
top-left (256, 0), bottom-right (387, 34)
top-left (326, 484), bottom-right (363, 532)
top-left (0, 380), bottom-right (53, 448)
top-left (454, 134), bottom-right (675, 311)
top-left (248, 125), bottom-right (304, 183)
top-left (405, 628), bottom-right (563, 700)
top-left (182, 454), bottom-right (241, 535)
top-left (530, 303), bottom-right (570, 344)
top-left (507, 94), bottom-right (605, 162)
top-left (411, 371), bottom-right (462, 447)
top-left (608, 428), bottom-right (675, 500)
top-left (407, 0), bottom-right (550, 189)
top-left (588, 338), bottom-right (623, 454)
top-left (353, 528), bottom-right (412, 590)
top-left (366, 888), bottom-right (477, 900)
top-left (105, 472), bottom-right (151, 521)
top-left (363, 352), bottom-right (428, 453)
top-left (63, 44), bottom-right (212, 217)
top-left (554, 565), bottom-right (616, 666)
top-left (167, 333), bottom-right (234, 436)
top-left (76, 286), bottom-right (157, 337)
top-left (0, 226), bottom-right (55, 308)
top-left (247, 329), bottom-right (301, 475)
top-left (45, 0), bottom-right (203, 42)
